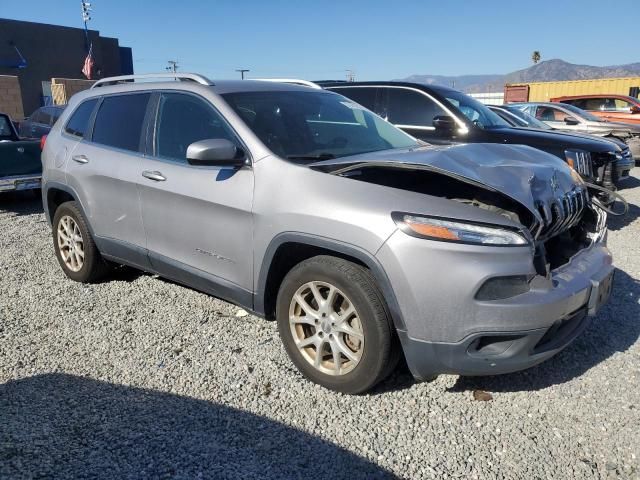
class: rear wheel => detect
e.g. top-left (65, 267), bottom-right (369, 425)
top-left (276, 255), bottom-right (398, 394)
top-left (52, 201), bottom-right (110, 283)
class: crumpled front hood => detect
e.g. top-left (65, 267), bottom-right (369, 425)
top-left (311, 143), bottom-right (585, 230)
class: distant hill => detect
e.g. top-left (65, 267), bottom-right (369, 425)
top-left (399, 59), bottom-right (640, 93)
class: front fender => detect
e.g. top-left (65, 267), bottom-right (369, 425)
top-left (254, 232), bottom-right (406, 331)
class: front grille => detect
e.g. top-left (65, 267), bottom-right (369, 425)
top-left (534, 186), bottom-right (589, 240)
top-left (566, 150), bottom-right (594, 178)
top-left (574, 151), bottom-right (593, 177)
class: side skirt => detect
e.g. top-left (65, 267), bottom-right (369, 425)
top-left (97, 235), bottom-right (256, 314)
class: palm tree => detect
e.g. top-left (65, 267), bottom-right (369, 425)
top-left (532, 51), bottom-right (541, 65)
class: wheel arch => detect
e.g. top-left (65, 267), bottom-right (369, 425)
top-left (255, 233), bottom-right (406, 331)
top-left (44, 183), bottom-right (87, 228)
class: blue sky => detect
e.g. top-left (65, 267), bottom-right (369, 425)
top-left (2, 0), bottom-right (637, 80)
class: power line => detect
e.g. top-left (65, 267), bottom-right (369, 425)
top-left (236, 68), bottom-right (250, 80)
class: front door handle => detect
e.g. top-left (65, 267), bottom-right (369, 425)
top-left (72, 154), bottom-right (89, 164)
top-left (142, 170), bottom-right (166, 182)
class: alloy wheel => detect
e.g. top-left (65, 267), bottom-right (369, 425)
top-left (289, 281), bottom-right (364, 376)
top-left (57, 215), bottom-right (85, 272)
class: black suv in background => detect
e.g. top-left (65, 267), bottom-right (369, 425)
top-left (489, 104), bottom-right (634, 181)
top-left (321, 82), bottom-right (627, 191)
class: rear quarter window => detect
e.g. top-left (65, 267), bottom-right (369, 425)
top-left (92, 93), bottom-right (151, 152)
top-left (31, 108), bottom-right (51, 125)
top-left (51, 108), bottom-right (64, 124)
top-left (65, 99), bottom-right (98, 138)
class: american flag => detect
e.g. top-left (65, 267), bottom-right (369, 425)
top-left (82, 43), bottom-right (94, 80)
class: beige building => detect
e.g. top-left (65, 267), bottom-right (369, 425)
top-left (0, 75), bottom-right (24, 120)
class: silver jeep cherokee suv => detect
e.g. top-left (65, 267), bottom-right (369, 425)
top-left (41, 73), bottom-right (614, 393)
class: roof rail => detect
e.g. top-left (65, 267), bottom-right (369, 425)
top-left (90, 73), bottom-right (214, 89)
top-left (253, 78), bottom-right (322, 89)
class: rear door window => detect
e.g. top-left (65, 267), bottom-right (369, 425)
top-left (583, 98), bottom-right (609, 111)
top-left (385, 88), bottom-right (446, 126)
top-left (65, 99), bottom-right (98, 138)
top-left (333, 87), bottom-right (379, 112)
top-left (92, 93), bottom-right (151, 152)
top-left (50, 108), bottom-right (63, 125)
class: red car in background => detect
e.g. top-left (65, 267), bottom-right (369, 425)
top-left (552, 94), bottom-right (640, 124)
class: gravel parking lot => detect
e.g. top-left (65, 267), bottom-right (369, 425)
top-left (1, 174), bottom-right (639, 480)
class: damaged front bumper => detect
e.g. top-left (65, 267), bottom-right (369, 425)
top-left (376, 215), bottom-right (614, 381)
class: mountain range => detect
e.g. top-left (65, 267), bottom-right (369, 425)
top-left (399, 59), bottom-right (640, 93)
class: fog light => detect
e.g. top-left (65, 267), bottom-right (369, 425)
top-left (475, 275), bottom-right (530, 301)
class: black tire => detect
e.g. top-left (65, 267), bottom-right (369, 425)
top-left (276, 255), bottom-right (399, 394)
top-left (52, 201), bottom-right (110, 283)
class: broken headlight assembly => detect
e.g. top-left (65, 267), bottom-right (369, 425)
top-left (392, 213), bottom-right (530, 246)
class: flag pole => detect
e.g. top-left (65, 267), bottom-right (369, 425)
top-left (80, 1), bottom-right (95, 80)
top-left (81, 1), bottom-right (92, 53)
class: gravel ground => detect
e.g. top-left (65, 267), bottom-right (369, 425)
top-left (1, 173), bottom-right (639, 480)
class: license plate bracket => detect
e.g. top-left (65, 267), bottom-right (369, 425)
top-left (588, 269), bottom-right (614, 316)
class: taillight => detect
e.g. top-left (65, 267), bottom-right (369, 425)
top-left (40, 134), bottom-right (47, 151)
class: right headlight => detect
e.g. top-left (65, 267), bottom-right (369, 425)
top-left (392, 213), bottom-right (530, 246)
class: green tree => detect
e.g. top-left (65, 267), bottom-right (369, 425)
top-left (532, 51), bottom-right (541, 64)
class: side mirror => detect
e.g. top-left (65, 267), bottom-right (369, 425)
top-left (630, 105), bottom-right (640, 114)
top-left (433, 115), bottom-right (457, 131)
top-left (564, 116), bottom-right (580, 126)
top-left (186, 138), bottom-right (246, 167)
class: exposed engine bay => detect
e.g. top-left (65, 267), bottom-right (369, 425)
top-left (313, 154), bottom-right (607, 276)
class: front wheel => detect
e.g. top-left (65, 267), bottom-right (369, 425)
top-left (276, 255), bottom-right (398, 394)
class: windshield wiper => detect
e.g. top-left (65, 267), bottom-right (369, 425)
top-left (286, 153), bottom-right (336, 161)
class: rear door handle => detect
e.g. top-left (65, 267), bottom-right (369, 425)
top-left (72, 154), bottom-right (89, 164)
top-left (142, 170), bottom-right (166, 182)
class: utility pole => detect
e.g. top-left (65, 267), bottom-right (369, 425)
top-left (166, 60), bottom-right (179, 73)
top-left (346, 69), bottom-right (355, 82)
top-left (236, 68), bottom-right (250, 80)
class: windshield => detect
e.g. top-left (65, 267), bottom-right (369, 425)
top-left (502, 106), bottom-right (552, 130)
top-left (222, 90), bottom-right (419, 161)
top-left (558, 103), bottom-right (601, 122)
top-left (441, 91), bottom-right (511, 129)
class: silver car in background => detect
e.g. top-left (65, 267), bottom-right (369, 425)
top-left (513, 101), bottom-right (640, 159)
top-left (41, 74), bottom-right (614, 393)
